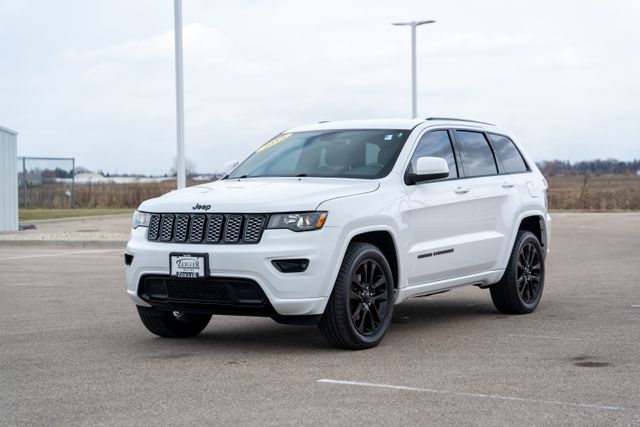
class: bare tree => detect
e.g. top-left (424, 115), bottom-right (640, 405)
top-left (170, 157), bottom-right (196, 177)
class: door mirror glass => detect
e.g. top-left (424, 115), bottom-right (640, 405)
top-left (409, 156), bottom-right (449, 183)
top-left (221, 160), bottom-right (239, 175)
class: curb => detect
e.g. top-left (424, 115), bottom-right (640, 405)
top-left (0, 240), bottom-right (127, 249)
top-left (20, 213), bottom-right (132, 224)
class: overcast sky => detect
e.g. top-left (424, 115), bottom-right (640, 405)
top-left (1, 0), bottom-right (638, 175)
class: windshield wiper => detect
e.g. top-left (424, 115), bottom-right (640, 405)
top-left (295, 173), bottom-right (307, 177)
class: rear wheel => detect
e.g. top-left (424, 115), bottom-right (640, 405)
top-left (319, 242), bottom-right (394, 349)
top-left (137, 306), bottom-right (211, 338)
top-left (490, 231), bottom-right (545, 314)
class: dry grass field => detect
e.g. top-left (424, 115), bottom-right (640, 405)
top-left (19, 175), bottom-right (640, 211)
top-left (547, 174), bottom-right (640, 211)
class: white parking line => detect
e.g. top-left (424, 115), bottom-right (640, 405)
top-left (317, 379), bottom-right (624, 411)
top-left (0, 249), bottom-right (120, 261)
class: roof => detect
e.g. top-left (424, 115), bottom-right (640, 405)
top-left (287, 119), bottom-right (425, 132)
top-left (286, 117), bottom-right (497, 133)
top-left (0, 125), bottom-right (18, 136)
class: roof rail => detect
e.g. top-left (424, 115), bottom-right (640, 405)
top-left (425, 117), bottom-right (495, 126)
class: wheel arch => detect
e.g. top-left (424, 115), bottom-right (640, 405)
top-left (349, 230), bottom-right (400, 291)
top-left (518, 214), bottom-right (547, 250)
top-left (502, 211), bottom-right (548, 270)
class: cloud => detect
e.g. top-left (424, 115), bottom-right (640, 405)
top-left (63, 22), bottom-right (228, 62)
top-left (0, 0), bottom-right (638, 175)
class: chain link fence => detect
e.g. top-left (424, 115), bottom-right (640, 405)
top-left (17, 157), bottom-right (75, 208)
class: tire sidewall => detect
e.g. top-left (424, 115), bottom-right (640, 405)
top-left (513, 232), bottom-right (545, 311)
top-left (341, 246), bottom-right (395, 346)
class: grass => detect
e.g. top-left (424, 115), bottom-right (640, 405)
top-left (546, 174), bottom-right (640, 211)
top-left (16, 174), bottom-right (640, 213)
top-left (19, 208), bottom-right (133, 221)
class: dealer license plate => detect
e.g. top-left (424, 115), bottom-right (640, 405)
top-left (170, 254), bottom-right (207, 278)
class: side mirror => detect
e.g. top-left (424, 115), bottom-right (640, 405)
top-left (406, 156), bottom-right (449, 184)
top-left (221, 160), bottom-right (239, 175)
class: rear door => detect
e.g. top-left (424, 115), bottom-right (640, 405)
top-left (452, 130), bottom-right (520, 272)
top-left (405, 129), bottom-right (480, 285)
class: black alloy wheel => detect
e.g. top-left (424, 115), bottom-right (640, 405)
top-left (490, 230), bottom-right (545, 314)
top-left (319, 242), bottom-right (395, 349)
top-left (349, 259), bottom-right (389, 336)
top-left (517, 242), bottom-right (542, 304)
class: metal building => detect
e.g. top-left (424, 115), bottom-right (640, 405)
top-left (0, 126), bottom-right (18, 231)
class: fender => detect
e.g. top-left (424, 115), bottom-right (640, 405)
top-left (500, 209), bottom-right (550, 273)
top-left (318, 222), bottom-right (405, 304)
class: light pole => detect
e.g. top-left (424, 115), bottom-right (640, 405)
top-left (392, 20), bottom-right (436, 119)
top-left (174, 0), bottom-right (186, 189)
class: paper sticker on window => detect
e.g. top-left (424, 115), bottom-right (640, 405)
top-left (256, 133), bottom-right (292, 152)
top-left (384, 134), bottom-right (393, 141)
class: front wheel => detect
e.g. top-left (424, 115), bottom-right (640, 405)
top-left (490, 231), bottom-right (545, 314)
top-left (137, 306), bottom-right (211, 338)
top-left (319, 242), bottom-right (395, 350)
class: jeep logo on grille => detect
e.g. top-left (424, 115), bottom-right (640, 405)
top-left (192, 203), bottom-right (211, 211)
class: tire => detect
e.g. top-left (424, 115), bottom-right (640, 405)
top-left (136, 306), bottom-right (212, 338)
top-left (490, 231), bottom-right (545, 314)
top-left (319, 242), bottom-right (395, 350)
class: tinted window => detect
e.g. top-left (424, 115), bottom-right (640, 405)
top-left (488, 134), bottom-right (528, 173)
top-left (228, 129), bottom-right (409, 179)
top-left (454, 131), bottom-right (497, 177)
top-left (410, 130), bottom-right (458, 179)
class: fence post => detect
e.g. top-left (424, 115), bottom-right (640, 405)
top-left (22, 157), bottom-right (27, 209)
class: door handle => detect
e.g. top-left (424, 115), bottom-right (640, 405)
top-left (502, 181), bottom-right (515, 189)
top-left (454, 186), bottom-right (470, 195)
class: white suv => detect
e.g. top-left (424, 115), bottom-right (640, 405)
top-left (125, 118), bottom-right (550, 349)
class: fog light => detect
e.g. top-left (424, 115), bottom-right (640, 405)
top-left (272, 259), bottom-right (309, 273)
top-left (124, 253), bottom-right (134, 266)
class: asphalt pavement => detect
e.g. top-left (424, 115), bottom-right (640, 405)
top-left (0, 213), bottom-right (638, 426)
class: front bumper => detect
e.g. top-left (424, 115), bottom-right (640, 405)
top-left (125, 226), bottom-right (344, 316)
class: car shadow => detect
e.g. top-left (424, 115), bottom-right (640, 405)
top-left (129, 294), bottom-right (501, 355)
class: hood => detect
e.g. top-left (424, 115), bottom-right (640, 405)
top-left (138, 177), bottom-right (379, 213)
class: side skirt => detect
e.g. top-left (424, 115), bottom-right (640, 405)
top-left (396, 270), bottom-right (504, 303)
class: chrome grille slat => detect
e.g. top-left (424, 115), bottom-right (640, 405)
top-left (148, 214), bottom-right (161, 240)
top-left (174, 214), bottom-right (189, 242)
top-left (189, 214), bottom-right (206, 242)
top-left (147, 213), bottom-right (266, 244)
top-left (224, 215), bottom-right (243, 243)
top-left (205, 215), bottom-right (224, 243)
top-left (159, 214), bottom-right (175, 241)
top-left (244, 215), bottom-right (266, 243)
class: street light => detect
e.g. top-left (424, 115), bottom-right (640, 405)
top-left (392, 20), bottom-right (436, 119)
top-left (174, 0), bottom-right (186, 189)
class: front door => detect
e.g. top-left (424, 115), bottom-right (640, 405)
top-left (405, 130), bottom-right (480, 285)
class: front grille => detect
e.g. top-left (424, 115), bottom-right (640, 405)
top-left (147, 213), bottom-right (268, 244)
top-left (167, 279), bottom-right (230, 302)
top-left (139, 276), bottom-right (267, 306)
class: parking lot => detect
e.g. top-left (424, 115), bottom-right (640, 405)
top-left (0, 213), bottom-right (638, 425)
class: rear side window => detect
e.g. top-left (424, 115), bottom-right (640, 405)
top-left (454, 131), bottom-right (497, 177)
top-left (410, 130), bottom-right (458, 179)
top-left (488, 134), bottom-right (528, 173)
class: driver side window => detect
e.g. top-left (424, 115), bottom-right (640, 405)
top-left (410, 130), bottom-right (458, 179)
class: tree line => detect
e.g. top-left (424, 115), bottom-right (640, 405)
top-left (537, 159), bottom-right (640, 176)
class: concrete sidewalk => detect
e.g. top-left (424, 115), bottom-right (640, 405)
top-left (0, 214), bottom-right (131, 248)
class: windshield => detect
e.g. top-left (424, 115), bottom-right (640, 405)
top-left (228, 129), bottom-right (409, 179)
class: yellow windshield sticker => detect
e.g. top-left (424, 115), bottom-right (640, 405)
top-left (256, 133), bottom-right (292, 153)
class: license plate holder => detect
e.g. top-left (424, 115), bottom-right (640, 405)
top-left (169, 253), bottom-right (209, 278)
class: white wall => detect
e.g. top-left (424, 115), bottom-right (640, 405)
top-left (0, 126), bottom-right (18, 231)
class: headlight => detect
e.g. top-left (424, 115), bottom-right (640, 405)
top-left (132, 211), bottom-right (151, 229)
top-left (267, 212), bottom-right (327, 232)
